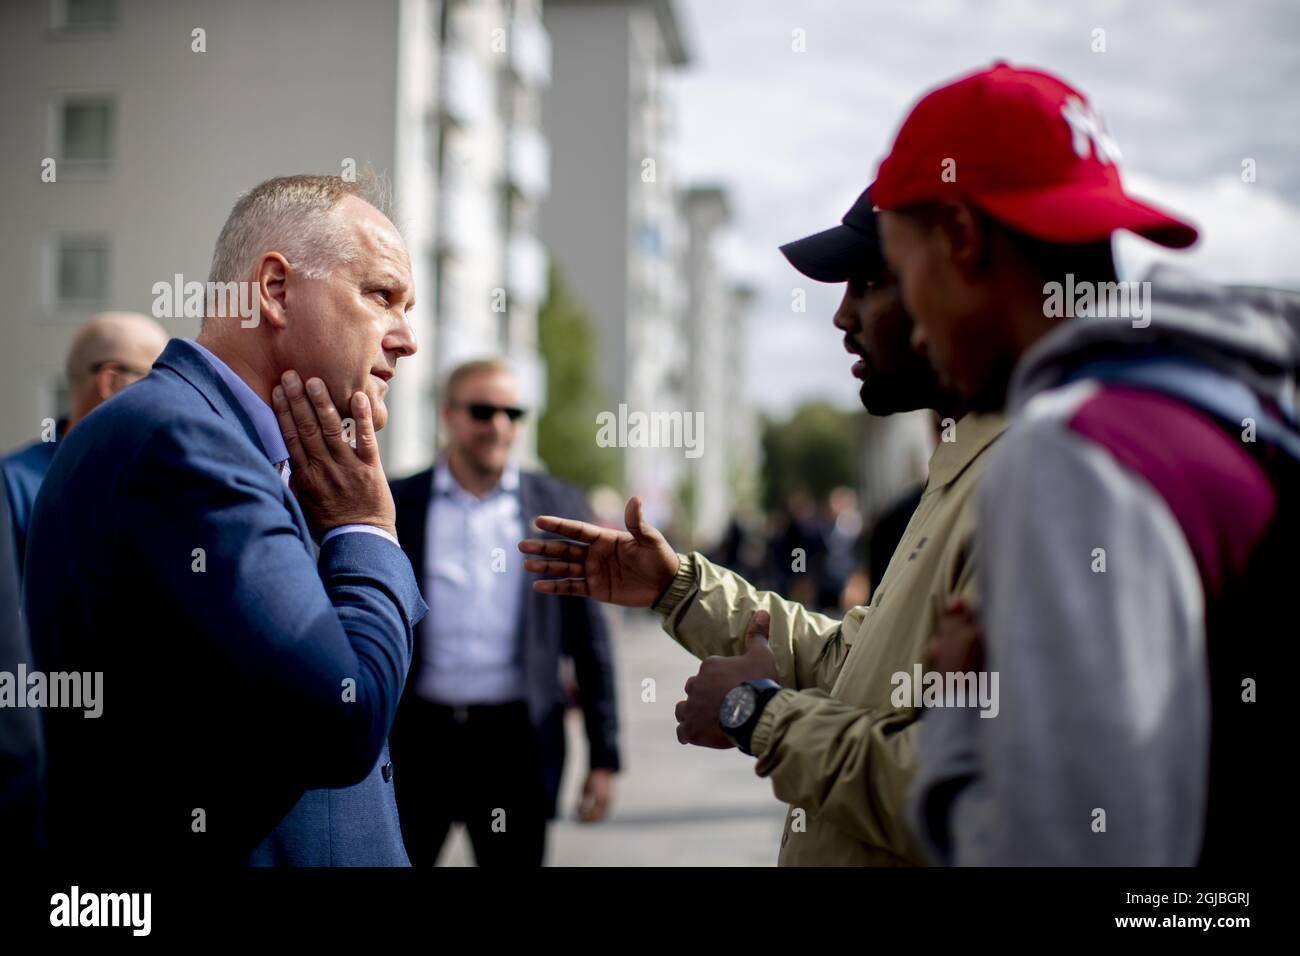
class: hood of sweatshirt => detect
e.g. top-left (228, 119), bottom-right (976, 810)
top-left (1006, 264), bottom-right (1300, 419)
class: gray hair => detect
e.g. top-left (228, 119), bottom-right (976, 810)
top-left (207, 170), bottom-right (390, 287)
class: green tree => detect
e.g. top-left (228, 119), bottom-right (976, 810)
top-left (760, 401), bottom-right (863, 511)
top-left (536, 263), bottom-right (622, 491)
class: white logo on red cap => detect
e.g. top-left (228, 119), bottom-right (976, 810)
top-left (1060, 95), bottom-right (1122, 165)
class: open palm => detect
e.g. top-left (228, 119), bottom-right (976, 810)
top-left (518, 496), bottom-right (679, 607)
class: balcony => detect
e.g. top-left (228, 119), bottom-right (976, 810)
top-left (441, 50), bottom-right (492, 127)
top-left (506, 232), bottom-right (546, 308)
top-left (508, 12), bottom-right (551, 88)
top-left (506, 125), bottom-right (550, 201)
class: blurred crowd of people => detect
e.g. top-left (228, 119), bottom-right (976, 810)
top-left (708, 483), bottom-right (925, 617)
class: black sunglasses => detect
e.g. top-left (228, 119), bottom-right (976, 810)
top-left (461, 402), bottom-right (526, 423)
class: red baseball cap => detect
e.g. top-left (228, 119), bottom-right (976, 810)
top-left (870, 62), bottom-right (1198, 248)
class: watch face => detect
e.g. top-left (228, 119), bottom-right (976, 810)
top-left (720, 685), bottom-right (756, 730)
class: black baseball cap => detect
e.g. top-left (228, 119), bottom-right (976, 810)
top-left (779, 187), bottom-right (882, 283)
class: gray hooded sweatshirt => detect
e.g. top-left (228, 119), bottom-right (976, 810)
top-left (908, 266), bottom-right (1300, 865)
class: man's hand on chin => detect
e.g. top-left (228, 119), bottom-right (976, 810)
top-left (675, 611), bottom-right (778, 749)
top-left (272, 369), bottom-right (398, 541)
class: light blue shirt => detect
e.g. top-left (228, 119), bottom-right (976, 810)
top-left (417, 459), bottom-right (526, 705)
top-left (188, 339), bottom-right (397, 547)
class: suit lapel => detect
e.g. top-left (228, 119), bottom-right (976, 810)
top-left (396, 470), bottom-right (432, 588)
top-left (155, 339), bottom-right (314, 547)
top-left (155, 339), bottom-right (265, 454)
top-left (516, 473), bottom-right (545, 707)
top-left (516, 472), bottom-right (538, 617)
top-left (395, 469), bottom-right (434, 681)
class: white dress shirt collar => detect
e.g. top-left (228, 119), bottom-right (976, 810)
top-left (433, 457), bottom-right (521, 498)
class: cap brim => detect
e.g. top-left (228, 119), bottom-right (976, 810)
top-left (780, 223), bottom-right (882, 283)
top-left (971, 182), bottom-right (1198, 249)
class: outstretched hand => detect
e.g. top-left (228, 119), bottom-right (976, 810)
top-left (518, 495), bottom-right (679, 607)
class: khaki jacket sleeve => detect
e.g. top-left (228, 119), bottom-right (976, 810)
top-left (749, 683), bottom-right (923, 860)
top-left (654, 552), bottom-right (850, 691)
top-left (745, 539), bottom-right (982, 861)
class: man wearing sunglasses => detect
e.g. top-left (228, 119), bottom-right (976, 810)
top-left (2, 311), bottom-right (167, 579)
top-left (388, 358), bottom-right (620, 866)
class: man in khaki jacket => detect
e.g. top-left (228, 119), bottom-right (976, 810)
top-left (519, 192), bottom-right (1005, 865)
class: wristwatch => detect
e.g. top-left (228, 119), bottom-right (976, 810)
top-left (719, 679), bottom-right (783, 756)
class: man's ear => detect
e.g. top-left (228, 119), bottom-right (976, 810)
top-left (938, 201), bottom-right (990, 278)
top-left (256, 253), bottom-right (291, 330)
top-left (93, 367), bottom-right (117, 402)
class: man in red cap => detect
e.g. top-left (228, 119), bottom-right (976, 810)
top-left (872, 63), bottom-right (1299, 865)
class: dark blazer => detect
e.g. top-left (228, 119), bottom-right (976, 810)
top-left (0, 485), bottom-right (43, 854)
top-left (1, 424), bottom-right (62, 580)
top-left (24, 339), bottom-right (427, 865)
top-left (388, 467), bottom-right (620, 817)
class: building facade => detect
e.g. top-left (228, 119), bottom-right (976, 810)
top-left (677, 186), bottom-right (758, 548)
top-left (2, 0), bottom-right (757, 531)
top-left (431, 0), bottom-right (551, 464)
top-left (540, 0), bottom-right (691, 527)
top-left (0, 0), bottom-right (560, 477)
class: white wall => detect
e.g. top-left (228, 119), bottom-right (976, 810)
top-left (539, 0), bottom-right (632, 404)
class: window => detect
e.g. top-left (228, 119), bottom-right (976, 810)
top-left (55, 235), bottom-right (109, 307)
top-left (50, 0), bottom-right (120, 33)
top-left (59, 96), bottom-right (114, 165)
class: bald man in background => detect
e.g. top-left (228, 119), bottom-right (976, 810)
top-left (2, 312), bottom-right (168, 577)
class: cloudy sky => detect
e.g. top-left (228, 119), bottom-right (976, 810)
top-left (666, 0), bottom-right (1300, 415)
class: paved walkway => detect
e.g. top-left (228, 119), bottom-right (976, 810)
top-left (437, 608), bottom-right (788, 866)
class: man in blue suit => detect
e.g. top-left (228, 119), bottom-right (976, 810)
top-left (2, 311), bottom-right (167, 580)
top-left (24, 173), bottom-right (426, 865)
top-left (0, 488), bottom-right (43, 857)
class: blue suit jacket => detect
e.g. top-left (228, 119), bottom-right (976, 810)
top-left (24, 339), bottom-right (427, 866)
top-left (0, 484), bottom-right (43, 855)
top-left (1, 427), bottom-right (61, 580)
